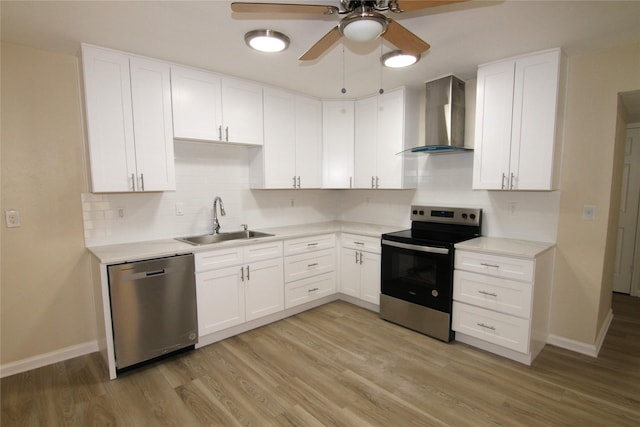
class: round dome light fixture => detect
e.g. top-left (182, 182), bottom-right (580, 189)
top-left (381, 50), bottom-right (420, 68)
top-left (245, 29), bottom-right (290, 53)
top-left (339, 11), bottom-right (388, 43)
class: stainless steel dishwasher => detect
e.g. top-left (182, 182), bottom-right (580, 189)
top-left (108, 253), bottom-right (197, 372)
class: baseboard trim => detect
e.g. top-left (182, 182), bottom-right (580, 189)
top-left (547, 309), bottom-right (613, 358)
top-left (0, 340), bottom-right (99, 379)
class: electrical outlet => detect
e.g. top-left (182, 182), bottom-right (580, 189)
top-left (175, 202), bottom-right (184, 216)
top-left (5, 210), bottom-right (21, 228)
top-left (582, 205), bottom-right (596, 221)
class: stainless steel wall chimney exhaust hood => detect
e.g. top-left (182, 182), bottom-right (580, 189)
top-left (409, 75), bottom-right (470, 153)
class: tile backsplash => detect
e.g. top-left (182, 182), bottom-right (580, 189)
top-left (83, 144), bottom-right (560, 247)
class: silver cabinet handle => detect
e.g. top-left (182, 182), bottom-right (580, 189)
top-left (371, 176), bottom-right (375, 188)
top-left (480, 262), bottom-right (500, 268)
top-left (218, 125), bottom-right (223, 141)
top-left (359, 251), bottom-right (363, 265)
top-left (501, 173), bottom-right (506, 190)
top-left (376, 176), bottom-right (379, 188)
top-left (510, 172), bottom-right (515, 189)
top-left (307, 263), bottom-right (318, 268)
top-left (307, 242), bottom-right (318, 247)
top-left (140, 173), bottom-right (145, 191)
top-left (477, 322), bottom-right (496, 331)
top-left (478, 290), bottom-right (498, 297)
top-left (131, 173), bottom-right (136, 191)
top-left (225, 126), bottom-right (229, 141)
top-left (240, 266), bottom-right (244, 282)
top-left (308, 287), bottom-right (319, 293)
top-left (293, 176), bottom-right (297, 188)
top-left (246, 265), bottom-right (250, 280)
top-left (355, 251), bottom-right (360, 264)
top-left (354, 241), bottom-right (364, 246)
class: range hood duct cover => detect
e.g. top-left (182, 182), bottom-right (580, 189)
top-left (410, 75), bottom-right (470, 153)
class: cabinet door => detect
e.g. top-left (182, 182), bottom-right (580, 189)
top-left (221, 77), bottom-right (264, 145)
top-left (196, 266), bottom-right (244, 336)
top-left (510, 50), bottom-right (560, 190)
top-left (81, 45), bottom-right (136, 192)
top-left (376, 89), bottom-right (405, 189)
top-left (263, 88), bottom-right (296, 188)
top-left (171, 66), bottom-right (223, 141)
top-left (360, 251), bottom-right (381, 305)
top-left (354, 95), bottom-right (378, 188)
top-left (322, 100), bottom-right (354, 188)
top-left (473, 60), bottom-right (515, 190)
top-left (244, 258), bottom-right (284, 321)
top-left (129, 57), bottom-right (176, 191)
top-left (295, 95), bottom-right (323, 188)
top-left (340, 247), bottom-right (361, 297)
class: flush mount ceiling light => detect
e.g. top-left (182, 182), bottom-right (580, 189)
top-left (338, 10), bottom-right (388, 43)
top-left (244, 29), bottom-right (290, 53)
top-left (381, 50), bottom-right (420, 68)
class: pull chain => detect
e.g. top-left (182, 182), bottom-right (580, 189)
top-left (341, 43), bottom-right (347, 94)
top-left (379, 40), bottom-right (384, 95)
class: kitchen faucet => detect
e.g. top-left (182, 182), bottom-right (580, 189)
top-left (212, 196), bottom-right (226, 234)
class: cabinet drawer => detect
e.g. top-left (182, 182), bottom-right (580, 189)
top-left (285, 271), bottom-right (336, 308)
top-left (455, 250), bottom-right (534, 282)
top-left (195, 247), bottom-right (244, 272)
top-left (452, 301), bottom-right (530, 353)
top-left (284, 234), bottom-right (335, 256)
top-left (341, 233), bottom-right (380, 254)
top-left (454, 270), bottom-right (533, 318)
top-left (284, 248), bottom-right (335, 283)
top-left (243, 240), bottom-right (283, 263)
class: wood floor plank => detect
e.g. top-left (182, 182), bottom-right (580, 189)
top-left (2, 294), bottom-right (640, 426)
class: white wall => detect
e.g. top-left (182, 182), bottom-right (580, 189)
top-left (84, 145), bottom-right (560, 247)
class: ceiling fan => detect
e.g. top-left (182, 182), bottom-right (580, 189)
top-left (231, 0), bottom-right (467, 60)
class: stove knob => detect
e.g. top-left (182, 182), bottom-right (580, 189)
top-left (462, 213), bottom-right (468, 219)
top-left (419, 210), bottom-right (424, 216)
top-left (412, 209), bottom-right (418, 215)
top-left (470, 214), bottom-right (476, 220)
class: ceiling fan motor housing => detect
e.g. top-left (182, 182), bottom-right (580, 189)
top-left (341, 0), bottom-right (389, 13)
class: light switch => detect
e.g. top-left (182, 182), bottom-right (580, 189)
top-left (5, 210), bottom-right (21, 228)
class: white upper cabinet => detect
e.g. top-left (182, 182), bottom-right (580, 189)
top-left (82, 44), bottom-right (175, 193)
top-left (322, 100), bottom-right (355, 188)
top-left (171, 66), bottom-right (264, 146)
top-left (354, 87), bottom-right (418, 189)
top-left (251, 88), bottom-right (322, 189)
top-left (473, 49), bottom-right (565, 190)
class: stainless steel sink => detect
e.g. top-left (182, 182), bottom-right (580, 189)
top-left (176, 230), bottom-right (274, 246)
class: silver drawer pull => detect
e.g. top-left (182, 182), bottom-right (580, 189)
top-left (308, 287), bottom-right (319, 292)
top-left (354, 241), bottom-right (365, 245)
top-left (477, 322), bottom-right (496, 331)
top-left (307, 263), bottom-right (318, 268)
top-left (480, 262), bottom-right (500, 268)
top-left (307, 242), bottom-right (318, 247)
top-left (478, 290), bottom-right (498, 297)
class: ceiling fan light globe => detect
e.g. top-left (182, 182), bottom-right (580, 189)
top-left (342, 19), bottom-right (385, 42)
top-left (245, 29), bottom-right (290, 53)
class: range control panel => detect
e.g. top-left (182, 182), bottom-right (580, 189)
top-left (411, 205), bottom-right (482, 227)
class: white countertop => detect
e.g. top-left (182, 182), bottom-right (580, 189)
top-left (455, 236), bottom-right (555, 258)
top-left (87, 221), bottom-right (403, 264)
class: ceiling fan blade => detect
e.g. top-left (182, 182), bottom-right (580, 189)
top-left (299, 26), bottom-right (342, 60)
top-left (231, 2), bottom-right (339, 15)
top-left (382, 20), bottom-right (430, 55)
top-left (392, 0), bottom-right (467, 12)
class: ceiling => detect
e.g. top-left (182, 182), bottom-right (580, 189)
top-left (2, 0), bottom-right (640, 106)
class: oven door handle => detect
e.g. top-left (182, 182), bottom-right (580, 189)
top-left (381, 239), bottom-right (449, 255)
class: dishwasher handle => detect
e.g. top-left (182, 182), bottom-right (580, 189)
top-left (146, 269), bottom-right (165, 277)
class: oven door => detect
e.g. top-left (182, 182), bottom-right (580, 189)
top-left (381, 239), bottom-right (454, 313)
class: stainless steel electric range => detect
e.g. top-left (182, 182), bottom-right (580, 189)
top-left (380, 205), bottom-right (482, 342)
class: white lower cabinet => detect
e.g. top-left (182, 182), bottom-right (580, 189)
top-left (195, 241), bottom-right (284, 337)
top-left (340, 233), bottom-right (381, 306)
top-left (284, 234), bottom-right (337, 308)
top-left (452, 239), bottom-right (554, 365)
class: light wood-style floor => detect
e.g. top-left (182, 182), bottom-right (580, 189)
top-left (2, 293), bottom-right (639, 426)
